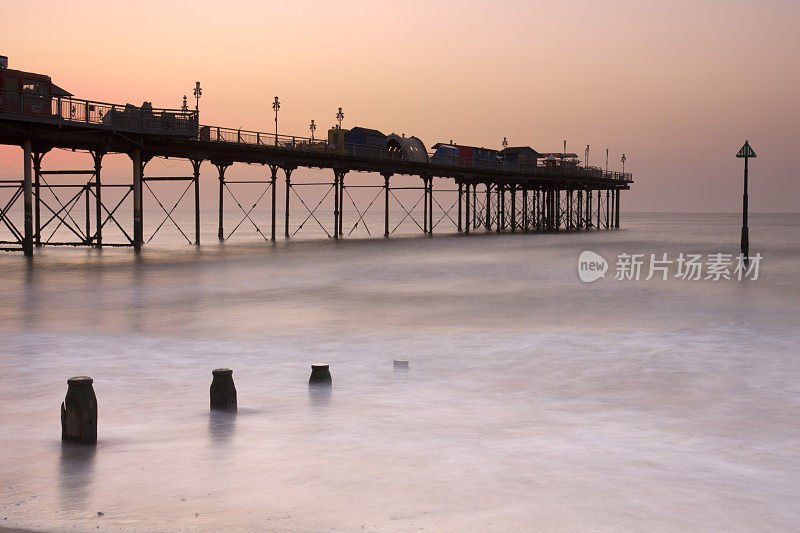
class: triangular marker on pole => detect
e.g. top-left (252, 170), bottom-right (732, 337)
top-left (736, 140), bottom-right (757, 158)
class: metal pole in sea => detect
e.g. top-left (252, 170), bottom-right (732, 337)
top-left (736, 140), bottom-right (757, 265)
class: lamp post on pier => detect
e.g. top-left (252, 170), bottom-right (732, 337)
top-left (181, 95), bottom-right (188, 113)
top-left (273, 96), bottom-right (280, 146)
top-left (621, 154), bottom-right (626, 175)
top-left (309, 119), bottom-right (316, 142)
top-left (193, 82), bottom-right (202, 115)
top-left (336, 107), bottom-right (344, 129)
top-left (502, 137), bottom-right (508, 149)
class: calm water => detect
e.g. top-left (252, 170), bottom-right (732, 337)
top-left (1, 213), bottom-right (799, 532)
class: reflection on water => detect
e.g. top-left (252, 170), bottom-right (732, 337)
top-left (0, 213), bottom-right (799, 532)
top-left (207, 410), bottom-right (237, 445)
top-left (308, 385), bottom-right (332, 407)
top-left (58, 442), bottom-right (96, 510)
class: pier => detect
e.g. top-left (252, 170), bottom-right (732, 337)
top-left (0, 74), bottom-right (632, 257)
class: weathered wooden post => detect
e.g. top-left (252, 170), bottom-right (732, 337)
top-left (308, 364), bottom-right (332, 386)
top-left (210, 368), bottom-right (237, 412)
top-left (61, 376), bottom-right (97, 445)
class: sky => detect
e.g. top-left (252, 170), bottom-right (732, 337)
top-left (1, 0), bottom-right (798, 212)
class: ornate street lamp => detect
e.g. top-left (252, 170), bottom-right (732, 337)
top-left (336, 107), bottom-right (344, 129)
top-left (273, 96), bottom-right (281, 145)
top-left (502, 137), bottom-right (508, 149)
top-left (621, 153), bottom-right (627, 175)
top-left (193, 82), bottom-right (202, 113)
top-left (181, 95), bottom-right (188, 113)
top-left (309, 119), bottom-right (316, 142)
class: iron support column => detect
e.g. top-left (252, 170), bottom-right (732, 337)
top-left (596, 188), bottom-right (601, 230)
top-left (333, 171), bottom-right (340, 240)
top-left (464, 182), bottom-right (470, 234)
top-left (428, 176), bottom-right (434, 237)
top-left (422, 176), bottom-right (428, 234)
top-left (32, 152), bottom-right (43, 246)
top-left (131, 149), bottom-right (143, 252)
top-left (191, 159), bottom-right (202, 245)
top-left (383, 173), bottom-right (391, 238)
top-left (497, 183), bottom-right (503, 232)
top-left (338, 172), bottom-right (345, 237)
top-left (522, 185), bottom-right (528, 231)
top-left (510, 185), bottom-right (516, 232)
top-left (215, 163), bottom-right (228, 241)
top-left (615, 190), bottom-right (621, 228)
top-left (485, 183), bottom-right (492, 231)
top-left (269, 165), bottom-right (278, 241)
top-left (606, 189), bottom-right (610, 229)
top-left (457, 181), bottom-right (463, 233)
top-left (472, 183), bottom-right (477, 230)
top-left (586, 189), bottom-right (591, 228)
top-left (284, 167), bottom-right (293, 239)
top-left (22, 140), bottom-right (33, 256)
top-left (92, 151), bottom-right (103, 246)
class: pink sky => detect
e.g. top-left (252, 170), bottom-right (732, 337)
top-left (1, 0), bottom-right (798, 212)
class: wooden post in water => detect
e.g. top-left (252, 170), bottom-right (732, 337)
top-left (309, 364), bottom-right (332, 386)
top-left (210, 369), bottom-right (237, 412)
top-left (61, 376), bottom-right (97, 445)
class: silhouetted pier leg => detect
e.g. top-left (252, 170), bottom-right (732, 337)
top-left (577, 188), bottom-right (583, 229)
top-left (61, 377), bottom-right (97, 445)
top-left (428, 176), bottom-right (434, 236)
top-left (269, 165), bottom-right (278, 241)
top-left (464, 182), bottom-right (472, 235)
top-left (309, 364), bottom-right (332, 386)
top-left (485, 183), bottom-right (491, 231)
top-left (284, 167), bottom-right (293, 239)
top-left (472, 183), bottom-right (477, 230)
top-left (422, 176), bottom-right (428, 235)
top-left (92, 151), bottom-right (104, 246)
top-left (210, 368), bottom-right (237, 412)
top-left (333, 171), bottom-right (340, 240)
top-left (586, 190), bottom-right (592, 228)
top-left (215, 163), bottom-right (227, 240)
top-left (496, 184), bottom-right (503, 232)
top-left (84, 183), bottom-right (90, 243)
top-left (131, 149), bottom-right (143, 252)
top-left (191, 159), bottom-right (202, 244)
top-left (22, 139), bottom-right (33, 257)
top-left (32, 150), bottom-right (45, 247)
top-left (522, 185), bottom-right (528, 231)
top-left (609, 190), bottom-right (614, 229)
top-left (510, 184), bottom-right (516, 232)
top-left (596, 188), bottom-right (601, 230)
top-left (457, 181), bottom-right (463, 233)
top-left (383, 173), bottom-right (391, 238)
top-left (338, 171), bottom-right (346, 237)
top-left (615, 190), bottom-right (620, 228)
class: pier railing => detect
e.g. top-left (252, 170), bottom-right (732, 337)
top-left (0, 89), bottom-right (198, 136)
top-left (0, 88), bottom-right (631, 182)
top-left (200, 124), bottom-right (632, 182)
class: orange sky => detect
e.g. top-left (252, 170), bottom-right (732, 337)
top-left (1, 0), bottom-right (798, 211)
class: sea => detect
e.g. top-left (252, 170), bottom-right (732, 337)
top-left (0, 211), bottom-right (798, 532)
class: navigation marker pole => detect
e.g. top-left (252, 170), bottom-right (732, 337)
top-left (736, 140), bottom-right (757, 265)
